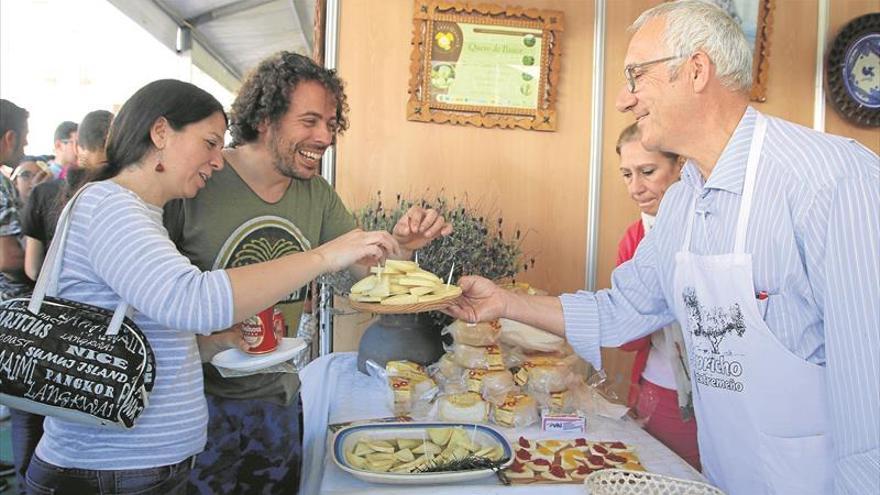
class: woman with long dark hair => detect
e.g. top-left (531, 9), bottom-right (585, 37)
top-left (24, 79), bottom-right (397, 495)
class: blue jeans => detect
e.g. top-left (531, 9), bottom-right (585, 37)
top-left (25, 455), bottom-right (192, 495)
top-left (188, 394), bottom-right (301, 495)
top-left (10, 409), bottom-right (44, 494)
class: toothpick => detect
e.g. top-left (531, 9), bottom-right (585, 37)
top-left (446, 261), bottom-right (455, 288)
top-left (414, 250), bottom-right (419, 266)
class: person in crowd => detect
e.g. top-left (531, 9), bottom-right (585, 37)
top-left (76, 110), bottom-right (113, 169)
top-left (445, 2), bottom-right (878, 494)
top-left (22, 110), bottom-right (114, 281)
top-left (164, 51), bottom-right (452, 495)
top-left (46, 121), bottom-right (77, 179)
top-left (614, 123), bottom-right (698, 469)
top-left (0, 98), bottom-right (36, 494)
top-left (25, 79), bottom-right (399, 495)
top-left (10, 157), bottom-right (50, 204)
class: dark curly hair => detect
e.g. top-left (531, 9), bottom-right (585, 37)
top-left (229, 51), bottom-right (349, 146)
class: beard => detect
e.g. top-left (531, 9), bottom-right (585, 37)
top-left (268, 127), bottom-right (322, 180)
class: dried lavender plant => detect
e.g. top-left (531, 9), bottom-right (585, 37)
top-left (320, 190), bottom-right (534, 328)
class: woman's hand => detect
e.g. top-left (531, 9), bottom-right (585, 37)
top-left (315, 229), bottom-right (400, 273)
top-left (442, 275), bottom-right (508, 323)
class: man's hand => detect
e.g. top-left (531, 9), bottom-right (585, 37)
top-left (442, 275), bottom-right (508, 323)
top-left (197, 325), bottom-right (248, 362)
top-left (392, 205), bottom-right (453, 255)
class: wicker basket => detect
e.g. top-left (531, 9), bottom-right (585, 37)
top-left (584, 469), bottom-right (725, 495)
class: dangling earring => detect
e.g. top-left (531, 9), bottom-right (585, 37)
top-left (155, 151), bottom-right (164, 172)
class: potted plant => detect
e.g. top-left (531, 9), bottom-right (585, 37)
top-left (323, 191), bottom-right (534, 372)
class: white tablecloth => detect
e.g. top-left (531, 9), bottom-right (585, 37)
top-left (300, 352), bottom-right (704, 495)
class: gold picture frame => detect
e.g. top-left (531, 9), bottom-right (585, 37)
top-left (747, 0), bottom-right (773, 102)
top-left (407, 0), bottom-right (564, 131)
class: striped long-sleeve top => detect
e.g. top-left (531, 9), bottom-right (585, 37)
top-left (36, 181), bottom-right (234, 470)
top-left (560, 107), bottom-right (879, 493)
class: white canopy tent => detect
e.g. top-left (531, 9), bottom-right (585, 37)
top-left (108, 0), bottom-right (317, 93)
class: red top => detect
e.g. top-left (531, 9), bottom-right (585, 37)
top-left (616, 218), bottom-right (652, 408)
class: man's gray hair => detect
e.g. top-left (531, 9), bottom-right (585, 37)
top-left (632, 0), bottom-right (753, 92)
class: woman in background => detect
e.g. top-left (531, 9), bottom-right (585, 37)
top-left (10, 157), bottom-right (50, 205)
top-left (25, 79), bottom-right (398, 495)
top-left (615, 123), bottom-right (699, 470)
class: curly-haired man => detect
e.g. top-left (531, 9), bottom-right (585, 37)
top-left (164, 51), bottom-right (451, 494)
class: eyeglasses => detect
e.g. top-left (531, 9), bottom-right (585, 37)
top-left (624, 55), bottom-right (684, 93)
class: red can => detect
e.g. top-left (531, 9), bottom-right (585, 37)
top-left (241, 307), bottom-right (280, 354)
top-left (272, 306), bottom-right (287, 339)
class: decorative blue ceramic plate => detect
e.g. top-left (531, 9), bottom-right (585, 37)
top-left (826, 13), bottom-right (880, 126)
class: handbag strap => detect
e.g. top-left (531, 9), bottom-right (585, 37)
top-left (28, 182), bottom-right (130, 336)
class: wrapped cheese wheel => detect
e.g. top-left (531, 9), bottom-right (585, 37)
top-left (410, 373), bottom-right (438, 400)
top-left (389, 376), bottom-right (412, 415)
top-left (451, 343), bottom-right (505, 370)
top-left (438, 392), bottom-right (489, 422)
top-left (517, 354), bottom-right (580, 394)
top-left (499, 318), bottom-right (565, 352)
top-left (465, 369), bottom-right (516, 404)
top-left (386, 360), bottom-right (437, 399)
top-left (492, 393), bottom-right (539, 428)
top-left (427, 353), bottom-right (467, 393)
top-left (385, 360), bottom-right (438, 416)
top-left (430, 353), bottom-right (463, 380)
top-left (443, 319), bottom-right (502, 346)
top-left (386, 360), bottom-right (428, 378)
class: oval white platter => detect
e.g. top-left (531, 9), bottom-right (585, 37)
top-left (332, 422), bottom-right (513, 485)
top-left (211, 337), bottom-right (306, 372)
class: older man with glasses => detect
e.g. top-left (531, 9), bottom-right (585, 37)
top-left (446, 2), bottom-right (878, 494)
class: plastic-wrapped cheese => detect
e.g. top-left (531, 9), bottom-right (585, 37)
top-left (451, 343), bottom-right (504, 370)
top-left (516, 354), bottom-right (580, 394)
top-left (443, 319), bottom-right (502, 346)
top-left (438, 392), bottom-right (489, 422)
top-left (466, 369), bottom-right (516, 404)
top-left (498, 318), bottom-right (565, 352)
top-left (492, 393), bottom-right (539, 428)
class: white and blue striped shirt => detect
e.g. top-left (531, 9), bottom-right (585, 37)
top-left (561, 107), bottom-right (879, 494)
top-left (36, 181), bottom-right (234, 470)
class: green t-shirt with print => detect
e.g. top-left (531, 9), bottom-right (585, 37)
top-left (164, 162), bottom-right (356, 405)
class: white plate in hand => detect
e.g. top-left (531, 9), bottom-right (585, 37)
top-left (332, 422), bottom-right (513, 485)
top-left (211, 337), bottom-right (306, 372)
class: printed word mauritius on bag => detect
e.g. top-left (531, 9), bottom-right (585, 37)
top-left (0, 184), bottom-right (155, 428)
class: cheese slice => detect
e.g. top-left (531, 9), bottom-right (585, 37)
top-left (427, 428), bottom-right (453, 446)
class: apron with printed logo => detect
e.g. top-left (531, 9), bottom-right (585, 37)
top-left (672, 114), bottom-right (832, 494)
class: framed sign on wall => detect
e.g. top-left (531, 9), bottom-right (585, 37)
top-left (406, 0), bottom-right (564, 131)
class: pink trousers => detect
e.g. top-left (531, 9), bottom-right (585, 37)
top-left (634, 378), bottom-right (701, 470)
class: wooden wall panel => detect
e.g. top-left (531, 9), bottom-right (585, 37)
top-left (332, 0), bottom-right (595, 352)
top-left (755, 0), bottom-right (819, 126)
top-left (595, 0), bottom-right (659, 401)
top-left (824, 0), bottom-right (880, 153)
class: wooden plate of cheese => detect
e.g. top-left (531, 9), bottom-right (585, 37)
top-left (348, 260), bottom-right (462, 314)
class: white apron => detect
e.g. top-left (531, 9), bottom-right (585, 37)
top-left (672, 114), bottom-right (832, 494)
